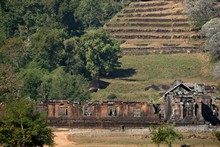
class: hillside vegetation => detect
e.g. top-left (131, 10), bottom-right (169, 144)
top-left (91, 0), bottom-right (220, 102)
top-left (91, 53), bottom-right (214, 102)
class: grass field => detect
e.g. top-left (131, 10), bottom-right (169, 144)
top-left (91, 53), bottom-right (216, 102)
top-left (70, 132), bottom-right (219, 147)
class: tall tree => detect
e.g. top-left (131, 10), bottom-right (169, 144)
top-left (0, 64), bottom-right (21, 101)
top-left (0, 1), bottom-right (6, 42)
top-left (41, 67), bottom-right (90, 102)
top-left (29, 28), bottom-right (67, 71)
top-left (100, 0), bottom-right (122, 21)
top-left (74, 0), bottom-right (102, 28)
top-left (19, 62), bottom-right (46, 101)
top-left (0, 98), bottom-right (54, 147)
top-left (42, 0), bottom-right (82, 36)
top-left (79, 29), bottom-right (121, 79)
top-left (0, 37), bottom-right (27, 69)
top-left (63, 37), bottom-right (87, 76)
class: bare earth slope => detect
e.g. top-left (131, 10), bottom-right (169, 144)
top-left (104, 0), bottom-right (205, 55)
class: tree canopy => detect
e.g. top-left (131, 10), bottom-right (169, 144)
top-left (0, 0), bottom-right (126, 102)
top-left (41, 67), bottom-right (90, 102)
top-left (0, 98), bottom-right (54, 146)
top-left (79, 29), bottom-right (121, 79)
top-left (150, 125), bottom-right (182, 147)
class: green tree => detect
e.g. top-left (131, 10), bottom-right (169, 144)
top-left (149, 125), bottom-right (165, 147)
top-left (0, 1), bottom-right (6, 42)
top-left (100, 0), bottom-right (122, 22)
top-left (150, 125), bottom-right (182, 147)
top-left (163, 125), bottom-right (182, 147)
top-left (42, 0), bottom-right (82, 36)
top-left (0, 98), bottom-right (54, 147)
top-left (213, 131), bottom-right (220, 141)
top-left (41, 67), bottom-right (90, 102)
top-left (29, 28), bottom-right (67, 71)
top-left (74, 0), bottom-right (102, 28)
top-left (63, 37), bottom-right (87, 76)
top-left (79, 29), bottom-right (121, 79)
top-left (19, 62), bottom-right (46, 101)
top-left (0, 37), bottom-right (27, 69)
top-left (0, 64), bottom-right (21, 101)
top-left (19, 64), bottom-right (90, 102)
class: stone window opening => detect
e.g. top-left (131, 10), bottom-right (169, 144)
top-left (83, 107), bottom-right (92, 116)
top-left (194, 103), bottom-right (198, 116)
top-left (59, 107), bottom-right (68, 116)
top-left (134, 108), bottom-right (141, 117)
top-left (109, 108), bottom-right (117, 116)
top-left (183, 101), bottom-right (193, 118)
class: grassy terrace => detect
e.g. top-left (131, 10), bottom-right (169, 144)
top-left (91, 53), bottom-right (215, 102)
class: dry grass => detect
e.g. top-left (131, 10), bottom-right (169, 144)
top-left (70, 132), bottom-right (219, 147)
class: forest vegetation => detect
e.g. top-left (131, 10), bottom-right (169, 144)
top-left (0, 0), bottom-right (133, 146)
top-left (0, 0), bottom-right (134, 103)
top-left (0, 0), bottom-right (220, 146)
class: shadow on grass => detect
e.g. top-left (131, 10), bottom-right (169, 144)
top-left (120, 78), bottom-right (138, 82)
top-left (107, 68), bottom-right (136, 79)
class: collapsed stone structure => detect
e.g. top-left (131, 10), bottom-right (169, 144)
top-left (162, 80), bottom-right (215, 124)
top-left (37, 80), bottom-right (220, 127)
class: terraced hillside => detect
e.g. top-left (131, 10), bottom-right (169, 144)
top-left (104, 0), bottom-right (205, 55)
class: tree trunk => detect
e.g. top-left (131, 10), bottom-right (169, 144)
top-left (169, 142), bottom-right (172, 147)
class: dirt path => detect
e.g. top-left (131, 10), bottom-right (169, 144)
top-left (54, 131), bottom-right (76, 147)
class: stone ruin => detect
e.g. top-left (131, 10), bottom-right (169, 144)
top-left (35, 80), bottom-right (220, 127)
top-left (162, 80), bottom-right (220, 125)
top-left (37, 100), bottom-right (160, 128)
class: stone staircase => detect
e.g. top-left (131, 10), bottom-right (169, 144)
top-left (103, 0), bottom-right (205, 55)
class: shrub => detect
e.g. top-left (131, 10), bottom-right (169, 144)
top-left (201, 18), bottom-right (220, 39)
top-left (206, 32), bottom-right (220, 61)
top-left (213, 131), bottom-right (220, 141)
top-left (213, 62), bottom-right (220, 79)
top-left (150, 125), bottom-right (182, 147)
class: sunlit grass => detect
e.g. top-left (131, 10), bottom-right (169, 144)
top-left (70, 132), bottom-right (219, 147)
top-left (91, 53), bottom-right (215, 102)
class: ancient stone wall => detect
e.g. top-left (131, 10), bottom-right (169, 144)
top-left (39, 101), bottom-right (160, 128)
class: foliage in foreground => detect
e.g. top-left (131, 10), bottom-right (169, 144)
top-left (150, 125), bottom-right (182, 147)
top-left (0, 98), bottom-right (54, 147)
top-left (213, 131), bottom-right (220, 141)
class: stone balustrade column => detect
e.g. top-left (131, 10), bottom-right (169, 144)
top-left (180, 102), bottom-right (184, 119)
